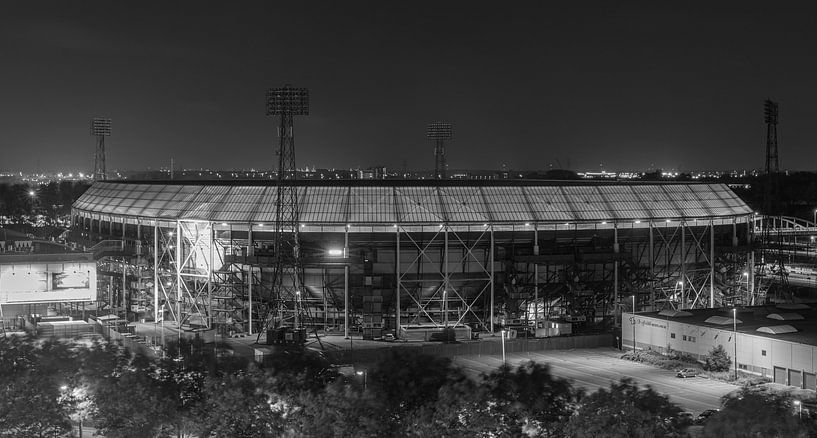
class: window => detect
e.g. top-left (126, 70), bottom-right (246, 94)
top-left (683, 335), bottom-right (687, 341)
top-left (671, 333), bottom-right (676, 339)
top-left (761, 350), bottom-right (767, 356)
top-left (689, 336), bottom-right (696, 342)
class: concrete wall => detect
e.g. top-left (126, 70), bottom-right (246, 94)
top-left (623, 312), bottom-right (817, 388)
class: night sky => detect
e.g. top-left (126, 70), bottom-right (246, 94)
top-left (1, 2), bottom-right (816, 173)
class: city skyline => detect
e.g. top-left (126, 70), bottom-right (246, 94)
top-left (2, 2), bottom-right (817, 173)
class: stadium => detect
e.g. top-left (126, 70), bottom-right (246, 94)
top-left (70, 179), bottom-right (753, 341)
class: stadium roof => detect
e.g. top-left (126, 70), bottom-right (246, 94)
top-left (72, 180), bottom-right (753, 225)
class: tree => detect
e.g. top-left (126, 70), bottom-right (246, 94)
top-left (192, 371), bottom-right (290, 438)
top-left (477, 362), bottom-right (578, 437)
top-left (703, 344), bottom-right (731, 372)
top-left (292, 380), bottom-right (389, 438)
top-left (564, 378), bottom-right (687, 438)
top-left (701, 390), bottom-right (810, 438)
top-left (366, 349), bottom-right (466, 430)
top-left (0, 374), bottom-right (72, 437)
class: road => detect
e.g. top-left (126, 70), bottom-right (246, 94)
top-left (452, 348), bottom-right (737, 414)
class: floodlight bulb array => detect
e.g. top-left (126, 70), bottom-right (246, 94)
top-left (764, 100), bottom-right (778, 125)
top-left (90, 117), bottom-right (112, 136)
top-left (266, 86), bottom-right (309, 115)
top-left (426, 122), bottom-right (453, 140)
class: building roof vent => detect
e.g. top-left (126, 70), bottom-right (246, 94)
top-left (705, 316), bottom-right (742, 325)
top-left (756, 325), bottom-right (798, 334)
top-left (776, 303), bottom-right (811, 310)
top-left (658, 309), bottom-right (693, 318)
top-left (767, 313), bottom-right (804, 321)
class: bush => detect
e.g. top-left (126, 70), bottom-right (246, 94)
top-left (703, 345), bottom-right (731, 372)
top-left (621, 348), bottom-right (698, 370)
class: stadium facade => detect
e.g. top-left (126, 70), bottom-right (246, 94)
top-left (71, 180), bottom-right (753, 339)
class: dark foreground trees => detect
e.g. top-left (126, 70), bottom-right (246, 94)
top-left (564, 378), bottom-right (687, 437)
top-left (3, 335), bottom-right (815, 437)
top-left (701, 389), bottom-right (815, 438)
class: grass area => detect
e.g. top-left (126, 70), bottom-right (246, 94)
top-left (620, 348), bottom-right (772, 387)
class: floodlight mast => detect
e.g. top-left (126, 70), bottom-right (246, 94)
top-left (258, 85), bottom-right (309, 338)
top-left (90, 118), bottom-right (111, 180)
top-left (427, 122), bottom-right (452, 179)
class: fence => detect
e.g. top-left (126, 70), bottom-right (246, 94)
top-left (324, 333), bottom-right (613, 364)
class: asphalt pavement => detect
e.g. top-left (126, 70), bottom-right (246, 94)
top-left (452, 347), bottom-right (738, 414)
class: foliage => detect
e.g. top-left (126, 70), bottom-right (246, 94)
top-left (621, 348), bottom-right (698, 371)
top-left (564, 378), bottom-right (688, 438)
top-left (480, 362), bottom-right (577, 437)
top-left (702, 344), bottom-right (731, 372)
top-left (701, 389), bottom-right (811, 438)
top-left (192, 371), bottom-right (290, 438)
top-left (366, 349), bottom-right (465, 429)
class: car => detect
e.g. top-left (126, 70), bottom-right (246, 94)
top-left (676, 368), bottom-right (698, 378)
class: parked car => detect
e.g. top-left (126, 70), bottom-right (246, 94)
top-left (676, 368), bottom-right (698, 378)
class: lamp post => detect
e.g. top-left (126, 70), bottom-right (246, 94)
top-left (442, 289), bottom-right (448, 327)
top-left (794, 400), bottom-right (802, 419)
top-left (677, 281), bottom-right (684, 309)
top-left (733, 308), bottom-right (738, 380)
top-left (500, 329), bottom-right (506, 366)
top-left (632, 295), bottom-right (637, 352)
top-left (356, 370), bottom-right (367, 390)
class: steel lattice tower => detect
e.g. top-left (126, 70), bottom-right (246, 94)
top-left (261, 85), bottom-right (309, 333)
top-left (90, 118), bottom-right (111, 180)
top-left (428, 122), bottom-right (452, 179)
top-left (764, 100), bottom-right (779, 175)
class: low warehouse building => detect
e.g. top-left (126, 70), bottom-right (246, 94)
top-left (623, 304), bottom-right (817, 389)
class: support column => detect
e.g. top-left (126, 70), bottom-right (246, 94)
top-left (710, 220), bottom-right (715, 308)
top-left (153, 223), bottom-right (159, 322)
top-left (748, 214), bottom-right (755, 304)
top-left (175, 221), bottom-right (182, 327)
top-left (649, 221), bottom-right (655, 309)
top-left (248, 267), bottom-right (253, 335)
top-left (395, 226), bottom-right (401, 339)
top-left (489, 226), bottom-right (495, 334)
top-left (122, 256), bottom-right (127, 320)
top-left (247, 224), bottom-right (254, 257)
top-left (614, 222), bottom-right (619, 322)
top-left (443, 226), bottom-right (449, 327)
top-left (533, 225), bottom-right (539, 330)
top-left (344, 228), bottom-right (349, 339)
top-left (681, 221), bottom-right (686, 309)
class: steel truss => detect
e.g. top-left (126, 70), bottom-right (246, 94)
top-left (396, 225), bottom-right (493, 331)
top-left (153, 220), bottom-right (215, 328)
top-left (642, 220), bottom-right (715, 310)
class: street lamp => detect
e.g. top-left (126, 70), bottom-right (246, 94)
top-left (733, 308), bottom-right (738, 380)
top-left (500, 329), bottom-right (507, 366)
top-left (355, 370), bottom-right (367, 390)
top-left (442, 289), bottom-right (448, 327)
top-left (794, 399), bottom-right (802, 419)
top-left (677, 281), bottom-right (684, 309)
top-left (631, 295), bottom-right (637, 352)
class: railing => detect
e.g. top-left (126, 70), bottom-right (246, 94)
top-left (88, 239), bottom-right (132, 258)
top-left (753, 215), bottom-right (817, 235)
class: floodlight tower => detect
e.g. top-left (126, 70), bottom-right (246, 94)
top-left (261, 85), bottom-right (309, 334)
top-left (427, 122), bottom-right (453, 179)
top-left (90, 117), bottom-right (111, 180)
